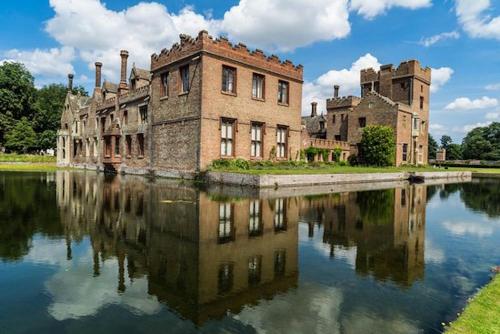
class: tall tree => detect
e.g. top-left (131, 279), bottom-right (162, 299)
top-left (462, 122), bottom-right (500, 160)
top-left (4, 117), bottom-right (37, 153)
top-left (440, 135), bottom-right (452, 150)
top-left (428, 134), bottom-right (438, 159)
top-left (446, 143), bottom-right (463, 160)
top-left (0, 62), bottom-right (36, 145)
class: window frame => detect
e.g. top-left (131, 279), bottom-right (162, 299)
top-left (179, 65), bottom-right (190, 94)
top-left (277, 80), bottom-right (289, 105)
top-left (137, 133), bottom-right (145, 158)
top-left (276, 126), bottom-right (288, 159)
top-left (125, 135), bottom-right (132, 158)
top-left (252, 73), bottom-right (265, 100)
top-left (160, 71), bottom-right (169, 98)
top-left (221, 65), bottom-right (237, 95)
top-left (220, 118), bottom-right (236, 158)
top-left (358, 117), bottom-right (367, 128)
top-left (402, 143), bottom-right (408, 162)
top-left (250, 122), bottom-right (263, 158)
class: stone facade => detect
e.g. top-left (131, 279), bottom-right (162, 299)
top-left (326, 60), bottom-right (431, 166)
top-left (57, 31), bottom-right (303, 177)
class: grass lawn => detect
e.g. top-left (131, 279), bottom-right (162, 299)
top-left (445, 275), bottom-right (500, 334)
top-left (0, 153), bottom-right (56, 163)
top-left (0, 162), bottom-right (58, 172)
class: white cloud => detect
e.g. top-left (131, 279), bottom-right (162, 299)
top-left (419, 31), bottom-right (460, 47)
top-left (460, 121), bottom-right (492, 133)
top-left (46, 0), bottom-right (219, 82)
top-left (485, 112), bottom-right (500, 120)
top-left (302, 53), bottom-right (381, 115)
top-left (455, 0), bottom-right (500, 40)
top-left (429, 123), bottom-right (446, 136)
top-left (445, 96), bottom-right (498, 110)
top-left (350, 0), bottom-right (432, 19)
top-left (442, 219), bottom-right (496, 237)
top-left (430, 67), bottom-right (454, 93)
top-left (221, 0), bottom-right (351, 52)
top-left (485, 83), bottom-right (500, 91)
top-left (1, 47), bottom-right (75, 79)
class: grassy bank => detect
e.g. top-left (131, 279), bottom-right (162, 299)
top-left (0, 162), bottom-right (58, 172)
top-left (445, 275), bottom-right (500, 334)
top-left (0, 153), bottom-right (56, 163)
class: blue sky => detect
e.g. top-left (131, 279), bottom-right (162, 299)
top-left (1, 0), bottom-right (500, 142)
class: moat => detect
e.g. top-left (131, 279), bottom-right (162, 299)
top-left (0, 171), bottom-right (499, 334)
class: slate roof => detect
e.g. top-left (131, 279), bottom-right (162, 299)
top-left (102, 81), bottom-right (118, 93)
top-left (302, 114), bottom-right (327, 137)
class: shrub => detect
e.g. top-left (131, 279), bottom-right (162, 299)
top-left (348, 154), bottom-right (359, 166)
top-left (332, 147), bottom-right (342, 162)
top-left (210, 158), bottom-right (250, 170)
top-left (359, 125), bottom-right (395, 166)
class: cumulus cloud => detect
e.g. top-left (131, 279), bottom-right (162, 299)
top-left (221, 0), bottom-right (351, 52)
top-left (460, 121), bottom-right (493, 133)
top-left (350, 0), bottom-right (432, 19)
top-left (302, 53), bottom-right (381, 115)
top-left (430, 67), bottom-right (454, 93)
top-left (1, 47), bottom-right (75, 79)
top-left (442, 219), bottom-right (495, 237)
top-left (485, 83), bottom-right (500, 91)
top-left (445, 96), bottom-right (498, 110)
top-left (419, 31), bottom-right (460, 47)
top-left (485, 112), bottom-right (500, 120)
top-left (455, 0), bottom-right (500, 40)
top-left (429, 123), bottom-right (446, 136)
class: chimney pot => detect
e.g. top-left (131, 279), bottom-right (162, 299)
top-left (334, 85), bottom-right (340, 98)
top-left (68, 74), bottom-right (74, 91)
top-left (95, 62), bottom-right (102, 88)
top-left (119, 50), bottom-right (129, 92)
top-left (311, 102), bottom-right (318, 117)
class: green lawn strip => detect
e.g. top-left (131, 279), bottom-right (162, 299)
top-left (445, 275), bottom-right (500, 334)
top-left (0, 163), bottom-right (59, 172)
top-left (0, 153), bottom-right (56, 163)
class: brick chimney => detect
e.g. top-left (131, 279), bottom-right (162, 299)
top-left (119, 50), bottom-right (129, 93)
top-left (68, 74), bottom-right (74, 91)
top-left (311, 102), bottom-right (318, 117)
top-left (334, 85), bottom-right (340, 98)
top-left (95, 62), bottom-right (102, 88)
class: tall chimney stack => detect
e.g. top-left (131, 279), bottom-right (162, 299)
top-left (95, 62), bottom-right (102, 88)
top-left (68, 74), bottom-right (74, 91)
top-left (334, 85), bottom-right (340, 98)
top-left (119, 50), bottom-right (129, 93)
top-left (311, 102), bottom-right (318, 117)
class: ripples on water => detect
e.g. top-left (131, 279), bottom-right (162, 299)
top-left (0, 171), bottom-right (499, 334)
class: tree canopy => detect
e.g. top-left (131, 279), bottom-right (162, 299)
top-left (0, 62), bottom-right (88, 153)
top-left (359, 125), bottom-right (395, 166)
top-left (462, 122), bottom-right (500, 160)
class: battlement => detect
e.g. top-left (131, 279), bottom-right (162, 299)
top-left (151, 31), bottom-right (303, 81)
top-left (360, 59), bottom-right (431, 84)
top-left (326, 96), bottom-right (361, 110)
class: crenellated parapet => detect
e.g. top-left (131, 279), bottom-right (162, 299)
top-left (151, 31), bottom-right (303, 81)
top-left (326, 96), bottom-right (361, 110)
top-left (360, 60), bottom-right (431, 84)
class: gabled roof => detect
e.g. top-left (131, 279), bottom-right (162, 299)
top-left (302, 114), bottom-right (327, 135)
top-left (130, 66), bottom-right (151, 81)
top-left (364, 90), bottom-right (397, 106)
top-left (102, 81), bottom-right (118, 93)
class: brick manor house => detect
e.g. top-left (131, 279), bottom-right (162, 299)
top-left (57, 31), bottom-right (431, 176)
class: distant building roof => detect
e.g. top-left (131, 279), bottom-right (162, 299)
top-left (302, 114), bottom-right (327, 138)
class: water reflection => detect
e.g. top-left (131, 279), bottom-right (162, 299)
top-left (1, 171), bottom-right (499, 333)
top-left (56, 171), bottom-right (299, 324)
top-left (300, 186), bottom-right (426, 286)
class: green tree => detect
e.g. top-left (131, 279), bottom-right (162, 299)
top-left (440, 135), bottom-right (452, 150)
top-left (359, 125), bottom-right (395, 166)
top-left (446, 143), bottom-right (463, 160)
top-left (0, 62), bottom-right (36, 145)
top-left (4, 117), bottom-right (37, 153)
top-left (462, 122), bottom-right (500, 160)
top-left (428, 134), bottom-right (438, 159)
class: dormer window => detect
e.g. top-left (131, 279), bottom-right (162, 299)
top-left (319, 121), bottom-right (325, 130)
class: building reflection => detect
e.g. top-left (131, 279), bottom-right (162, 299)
top-left (299, 185), bottom-right (426, 287)
top-left (55, 171), bottom-right (299, 325)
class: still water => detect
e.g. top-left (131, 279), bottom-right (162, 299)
top-left (0, 171), bottom-right (499, 334)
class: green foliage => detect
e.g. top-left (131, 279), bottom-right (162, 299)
top-left (211, 158), bottom-right (250, 170)
top-left (0, 62), bottom-right (36, 145)
top-left (0, 153), bottom-right (56, 163)
top-left (4, 117), bottom-right (37, 153)
top-left (462, 122), bottom-right (500, 160)
top-left (446, 143), bottom-right (463, 160)
top-left (359, 125), bottom-right (395, 166)
top-left (428, 134), bottom-right (438, 159)
top-left (303, 146), bottom-right (330, 162)
top-left (332, 147), bottom-right (342, 162)
top-left (37, 130), bottom-right (57, 151)
top-left (440, 135), bottom-right (452, 150)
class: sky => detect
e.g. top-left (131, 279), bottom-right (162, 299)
top-left (1, 0), bottom-right (500, 142)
